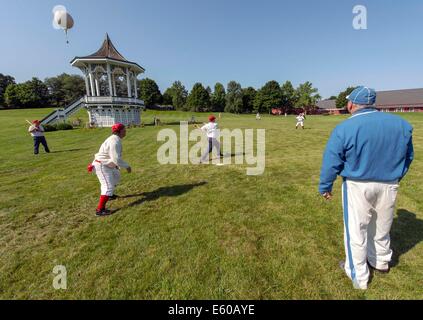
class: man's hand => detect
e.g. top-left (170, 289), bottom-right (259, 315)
top-left (126, 167), bottom-right (132, 174)
top-left (322, 192), bottom-right (333, 200)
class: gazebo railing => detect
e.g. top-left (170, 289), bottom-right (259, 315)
top-left (85, 96), bottom-right (144, 106)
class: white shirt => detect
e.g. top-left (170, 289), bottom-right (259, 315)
top-left (201, 122), bottom-right (220, 139)
top-left (28, 125), bottom-right (45, 137)
top-left (296, 115), bottom-right (305, 122)
top-left (94, 135), bottom-right (130, 169)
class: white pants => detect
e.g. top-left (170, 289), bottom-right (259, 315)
top-left (94, 162), bottom-right (121, 196)
top-left (296, 121), bottom-right (304, 127)
top-left (342, 179), bottom-right (399, 289)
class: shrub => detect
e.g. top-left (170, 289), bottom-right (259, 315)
top-left (55, 122), bottom-right (73, 131)
top-left (43, 122), bottom-right (73, 132)
top-left (43, 124), bottom-right (57, 132)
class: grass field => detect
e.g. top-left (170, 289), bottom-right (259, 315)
top-left (0, 108), bottom-right (422, 300)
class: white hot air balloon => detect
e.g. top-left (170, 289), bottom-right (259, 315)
top-left (52, 6), bottom-right (74, 44)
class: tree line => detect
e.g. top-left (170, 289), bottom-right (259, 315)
top-left (1, 72), bottom-right (345, 113)
top-left (139, 78), bottom-right (322, 114)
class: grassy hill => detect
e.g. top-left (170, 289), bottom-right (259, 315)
top-left (0, 108), bottom-right (422, 299)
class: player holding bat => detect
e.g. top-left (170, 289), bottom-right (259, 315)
top-left (27, 120), bottom-right (50, 155)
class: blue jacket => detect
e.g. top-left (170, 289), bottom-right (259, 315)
top-left (319, 108), bottom-right (414, 194)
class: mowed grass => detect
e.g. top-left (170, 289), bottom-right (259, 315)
top-left (0, 108), bottom-right (422, 300)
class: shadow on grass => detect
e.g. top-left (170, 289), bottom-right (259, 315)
top-left (391, 209), bottom-right (423, 268)
top-left (50, 148), bottom-right (90, 154)
top-left (143, 121), bottom-right (202, 127)
top-left (111, 181), bottom-right (207, 214)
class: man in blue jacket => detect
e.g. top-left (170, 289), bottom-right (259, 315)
top-left (319, 86), bottom-right (414, 290)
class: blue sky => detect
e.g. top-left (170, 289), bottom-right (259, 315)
top-left (1, 0), bottom-right (422, 98)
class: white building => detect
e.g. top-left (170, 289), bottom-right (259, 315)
top-left (42, 34), bottom-right (145, 127)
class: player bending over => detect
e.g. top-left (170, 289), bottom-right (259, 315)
top-left (90, 123), bottom-right (132, 216)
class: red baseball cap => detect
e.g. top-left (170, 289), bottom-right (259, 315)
top-left (33, 120), bottom-right (40, 124)
top-left (208, 115), bottom-right (216, 122)
top-left (112, 123), bottom-right (125, 133)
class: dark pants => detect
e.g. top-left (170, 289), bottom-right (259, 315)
top-left (34, 136), bottom-right (50, 154)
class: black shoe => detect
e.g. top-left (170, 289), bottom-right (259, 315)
top-left (96, 209), bottom-right (112, 217)
top-left (109, 195), bottom-right (119, 201)
top-left (367, 260), bottom-right (390, 274)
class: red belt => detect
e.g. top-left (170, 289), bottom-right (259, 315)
top-left (95, 160), bottom-right (102, 163)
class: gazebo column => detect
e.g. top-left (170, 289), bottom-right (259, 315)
top-left (84, 69), bottom-right (90, 96)
top-left (107, 64), bottom-right (113, 97)
top-left (112, 74), bottom-right (117, 97)
top-left (88, 65), bottom-right (95, 96)
top-left (133, 74), bottom-right (138, 99)
top-left (95, 76), bottom-right (100, 97)
top-left (126, 68), bottom-right (132, 98)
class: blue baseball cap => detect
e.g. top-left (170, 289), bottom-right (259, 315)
top-left (347, 86), bottom-right (376, 105)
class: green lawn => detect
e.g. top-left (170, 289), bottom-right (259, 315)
top-left (0, 108), bottom-right (422, 299)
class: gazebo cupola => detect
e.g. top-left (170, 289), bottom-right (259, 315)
top-left (70, 34), bottom-right (145, 127)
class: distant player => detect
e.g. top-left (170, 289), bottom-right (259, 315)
top-left (195, 115), bottom-right (223, 163)
top-left (90, 123), bottom-right (132, 216)
top-left (28, 120), bottom-right (50, 155)
top-left (256, 112), bottom-right (261, 120)
top-left (296, 113), bottom-right (305, 129)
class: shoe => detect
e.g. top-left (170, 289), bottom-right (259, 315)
top-left (367, 260), bottom-right (390, 274)
top-left (109, 195), bottom-right (119, 201)
top-left (95, 209), bottom-right (112, 217)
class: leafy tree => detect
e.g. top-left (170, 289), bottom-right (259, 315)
top-left (253, 80), bottom-right (283, 113)
top-left (206, 86), bottom-right (212, 95)
top-left (139, 78), bottom-right (162, 107)
top-left (4, 77), bottom-right (49, 108)
top-left (336, 86), bottom-right (356, 108)
top-left (211, 82), bottom-right (226, 112)
top-left (329, 96), bottom-right (337, 100)
top-left (280, 81), bottom-right (297, 114)
top-left (162, 88), bottom-right (173, 105)
top-left (225, 81), bottom-right (243, 114)
top-left (166, 81), bottom-right (188, 110)
top-left (295, 81), bottom-right (321, 112)
top-left (242, 87), bottom-right (256, 113)
top-left (44, 73), bottom-right (85, 108)
top-left (187, 83), bottom-right (210, 112)
top-left (0, 74), bottom-right (15, 106)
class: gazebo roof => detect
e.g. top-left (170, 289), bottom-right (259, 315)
top-left (70, 34), bottom-right (145, 73)
top-left (85, 34), bottom-right (128, 61)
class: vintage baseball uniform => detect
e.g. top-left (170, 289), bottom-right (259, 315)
top-left (93, 135), bottom-right (130, 196)
top-left (200, 122), bottom-right (221, 161)
top-left (296, 115), bottom-right (305, 127)
top-left (319, 106), bottom-right (414, 289)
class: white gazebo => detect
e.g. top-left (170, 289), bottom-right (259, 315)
top-left (70, 33), bottom-right (145, 127)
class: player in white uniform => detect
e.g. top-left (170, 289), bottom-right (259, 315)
top-left (90, 123), bottom-right (132, 216)
top-left (296, 113), bottom-right (305, 129)
top-left (195, 115), bottom-right (223, 163)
